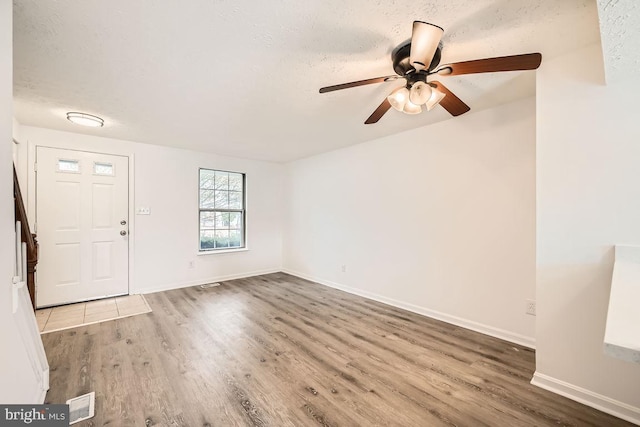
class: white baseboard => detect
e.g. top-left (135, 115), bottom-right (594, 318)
top-left (133, 268), bottom-right (281, 294)
top-left (282, 268), bottom-right (536, 349)
top-left (531, 372), bottom-right (640, 425)
top-left (35, 386), bottom-right (47, 404)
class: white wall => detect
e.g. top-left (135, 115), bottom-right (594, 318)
top-left (0, 0), bottom-right (42, 403)
top-left (283, 97), bottom-right (536, 347)
top-left (535, 43), bottom-right (640, 421)
top-left (12, 117), bottom-right (26, 186)
top-left (16, 125), bottom-right (284, 295)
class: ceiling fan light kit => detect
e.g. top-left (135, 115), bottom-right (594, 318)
top-left (320, 20), bottom-right (542, 124)
top-left (425, 87), bottom-right (446, 111)
top-left (402, 100), bottom-right (422, 115)
top-left (409, 81), bottom-right (431, 105)
top-left (388, 87), bottom-right (410, 111)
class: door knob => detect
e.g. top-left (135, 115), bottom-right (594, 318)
top-left (120, 230), bottom-right (127, 236)
top-left (120, 220), bottom-right (127, 225)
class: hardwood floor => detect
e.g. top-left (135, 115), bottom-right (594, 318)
top-left (42, 273), bottom-right (631, 426)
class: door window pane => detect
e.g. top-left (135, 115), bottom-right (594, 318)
top-left (94, 162), bottom-right (114, 176)
top-left (57, 159), bottom-right (80, 173)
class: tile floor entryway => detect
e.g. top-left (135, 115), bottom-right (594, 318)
top-left (36, 294), bottom-right (152, 333)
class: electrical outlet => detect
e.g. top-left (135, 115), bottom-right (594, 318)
top-left (526, 299), bottom-right (536, 316)
top-left (341, 265), bottom-right (347, 273)
top-left (188, 260), bottom-right (195, 269)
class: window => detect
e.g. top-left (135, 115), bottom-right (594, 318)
top-left (93, 162), bottom-right (114, 176)
top-left (199, 168), bottom-right (245, 251)
top-left (57, 159), bottom-right (80, 173)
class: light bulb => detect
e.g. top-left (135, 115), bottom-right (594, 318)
top-left (409, 81), bottom-right (432, 105)
top-left (402, 100), bottom-right (422, 115)
top-left (425, 87), bottom-right (446, 111)
top-left (387, 87), bottom-right (410, 112)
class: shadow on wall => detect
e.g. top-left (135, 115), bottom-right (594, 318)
top-left (537, 246), bottom-right (618, 377)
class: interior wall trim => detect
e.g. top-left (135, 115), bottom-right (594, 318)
top-left (282, 268), bottom-right (536, 349)
top-left (531, 372), bottom-right (640, 425)
top-left (135, 268), bottom-right (281, 295)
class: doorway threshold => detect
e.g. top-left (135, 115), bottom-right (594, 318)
top-left (36, 295), bottom-right (152, 334)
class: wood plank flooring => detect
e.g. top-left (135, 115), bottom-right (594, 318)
top-left (42, 273), bottom-right (632, 426)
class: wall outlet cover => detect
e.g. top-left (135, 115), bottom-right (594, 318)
top-left (526, 299), bottom-right (536, 316)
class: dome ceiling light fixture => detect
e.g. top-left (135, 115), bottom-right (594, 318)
top-left (66, 112), bottom-right (104, 127)
top-left (319, 20), bottom-right (542, 124)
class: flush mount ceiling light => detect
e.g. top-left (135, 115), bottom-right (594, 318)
top-left (66, 112), bottom-right (104, 127)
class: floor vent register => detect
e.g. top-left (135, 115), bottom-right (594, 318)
top-left (66, 391), bottom-right (95, 425)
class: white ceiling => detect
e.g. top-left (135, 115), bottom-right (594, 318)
top-left (13, 0), bottom-right (600, 162)
top-left (597, 0), bottom-right (640, 84)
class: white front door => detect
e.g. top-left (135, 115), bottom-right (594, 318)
top-left (36, 147), bottom-right (129, 308)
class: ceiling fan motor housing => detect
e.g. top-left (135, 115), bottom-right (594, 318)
top-left (392, 41), bottom-right (442, 76)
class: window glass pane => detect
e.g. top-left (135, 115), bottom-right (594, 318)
top-left (200, 212), bottom-right (215, 229)
top-left (215, 230), bottom-right (230, 248)
top-left (199, 168), bottom-right (245, 251)
top-left (229, 230), bottom-right (242, 248)
top-left (58, 159), bottom-right (79, 173)
top-left (200, 169), bottom-right (215, 189)
top-left (200, 189), bottom-right (215, 208)
top-left (94, 162), bottom-right (114, 176)
top-left (214, 212), bottom-right (230, 229)
top-left (200, 230), bottom-right (215, 250)
top-left (229, 173), bottom-right (243, 191)
top-left (214, 172), bottom-right (229, 190)
top-left (228, 191), bottom-right (242, 209)
top-left (214, 190), bottom-right (229, 209)
top-left (229, 212), bottom-right (242, 229)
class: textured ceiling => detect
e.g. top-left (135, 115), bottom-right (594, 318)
top-left (13, 0), bottom-right (599, 162)
top-left (597, 0), bottom-right (640, 83)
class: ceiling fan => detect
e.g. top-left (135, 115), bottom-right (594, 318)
top-left (319, 21), bottom-right (542, 124)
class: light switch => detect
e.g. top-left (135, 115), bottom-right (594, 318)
top-left (136, 207), bottom-right (151, 215)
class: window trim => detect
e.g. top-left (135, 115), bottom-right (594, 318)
top-left (198, 167), bottom-right (246, 253)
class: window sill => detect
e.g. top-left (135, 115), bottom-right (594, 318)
top-left (197, 247), bottom-right (249, 256)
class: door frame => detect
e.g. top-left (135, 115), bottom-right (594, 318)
top-left (26, 141), bottom-right (136, 307)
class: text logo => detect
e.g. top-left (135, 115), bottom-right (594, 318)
top-left (0, 405), bottom-right (68, 426)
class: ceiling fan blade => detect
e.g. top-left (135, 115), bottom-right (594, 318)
top-left (364, 99), bottom-right (392, 124)
top-left (436, 53), bottom-right (542, 76)
top-left (319, 76), bottom-right (401, 93)
top-left (409, 21), bottom-right (444, 71)
top-left (430, 81), bottom-right (470, 116)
